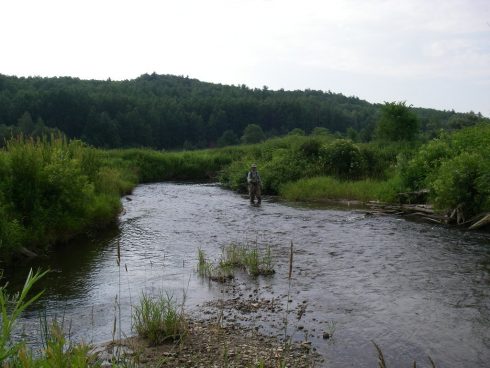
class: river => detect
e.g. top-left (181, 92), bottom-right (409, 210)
top-left (6, 183), bottom-right (490, 367)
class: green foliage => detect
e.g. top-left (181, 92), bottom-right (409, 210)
top-left (0, 136), bottom-right (132, 259)
top-left (298, 138), bottom-right (323, 160)
top-left (217, 129), bottom-right (239, 147)
top-left (431, 152), bottom-right (490, 218)
top-left (311, 127), bottom-right (331, 136)
top-left (0, 74), bottom-right (481, 151)
top-left (0, 269), bottom-right (98, 367)
top-left (288, 128), bottom-right (305, 136)
top-left (400, 123), bottom-right (490, 217)
top-left (358, 144), bottom-right (397, 179)
top-left (133, 292), bottom-right (186, 346)
top-left (0, 269), bottom-right (48, 363)
top-left (260, 149), bottom-right (310, 194)
top-left (319, 139), bottom-right (363, 179)
top-left (0, 73), bottom-right (384, 149)
top-left (197, 243), bottom-right (274, 281)
top-left (219, 134), bottom-right (395, 194)
top-left (241, 124), bottom-right (266, 144)
top-left (280, 176), bottom-right (401, 203)
top-left (400, 139), bottom-right (451, 190)
top-left (376, 101), bottom-right (420, 141)
top-left (112, 148), bottom-right (232, 182)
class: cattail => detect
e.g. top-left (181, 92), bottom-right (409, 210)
top-left (288, 241), bottom-right (293, 280)
top-left (116, 240), bottom-right (121, 266)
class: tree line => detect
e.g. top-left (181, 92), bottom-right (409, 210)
top-left (0, 73), bottom-right (486, 149)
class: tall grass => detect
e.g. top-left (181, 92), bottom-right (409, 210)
top-left (279, 176), bottom-right (402, 203)
top-left (0, 269), bottom-right (48, 362)
top-left (132, 292), bottom-right (187, 346)
top-left (0, 136), bottom-right (134, 259)
top-left (108, 146), bottom-right (237, 182)
top-left (197, 243), bottom-right (275, 282)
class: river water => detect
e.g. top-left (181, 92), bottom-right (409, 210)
top-left (6, 183), bottom-right (490, 367)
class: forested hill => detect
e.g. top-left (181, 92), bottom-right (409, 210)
top-left (0, 73), bottom-right (480, 149)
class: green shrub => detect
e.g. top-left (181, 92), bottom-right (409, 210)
top-left (297, 138), bottom-right (323, 160)
top-left (357, 144), bottom-right (398, 179)
top-left (0, 199), bottom-right (24, 256)
top-left (399, 123), bottom-right (490, 217)
top-left (430, 152), bottom-right (490, 218)
top-left (400, 139), bottom-right (451, 191)
top-left (319, 139), bottom-right (363, 179)
top-left (261, 149), bottom-right (309, 194)
top-left (0, 269), bottom-right (98, 367)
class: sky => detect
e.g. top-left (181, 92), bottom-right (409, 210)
top-left (1, 0), bottom-right (489, 116)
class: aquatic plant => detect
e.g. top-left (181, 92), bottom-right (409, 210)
top-left (0, 269), bottom-right (47, 363)
top-left (132, 292), bottom-right (187, 346)
top-left (0, 269), bottom-right (102, 367)
top-left (222, 243), bottom-right (275, 277)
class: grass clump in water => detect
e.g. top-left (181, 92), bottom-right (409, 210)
top-left (197, 243), bottom-right (275, 282)
top-left (132, 292), bottom-right (187, 346)
top-left (197, 248), bottom-right (234, 282)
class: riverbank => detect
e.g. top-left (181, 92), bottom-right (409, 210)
top-left (96, 317), bottom-right (322, 367)
top-left (2, 123), bottom-right (489, 262)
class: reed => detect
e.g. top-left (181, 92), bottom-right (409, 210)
top-left (132, 292), bottom-right (187, 346)
top-left (372, 341), bottom-right (437, 368)
top-left (0, 269), bottom-right (48, 363)
top-left (0, 269), bottom-right (102, 367)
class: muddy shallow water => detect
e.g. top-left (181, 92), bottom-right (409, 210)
top-left (6, 183), bottom-right (490, 367)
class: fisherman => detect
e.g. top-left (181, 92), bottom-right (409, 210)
top-left (247, 163), bottom-right (262, 205)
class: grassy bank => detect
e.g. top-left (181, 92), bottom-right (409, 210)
top-left (0, 136), bottom-right (128, 259)
top-left (279, 176), bottom-right (401, 203)
top-left (220, 124), bottom-right (490, 222)
top-left (1, 123), bottom-right (489, 260)
top-left (0, 138), bottom-right (244, 260)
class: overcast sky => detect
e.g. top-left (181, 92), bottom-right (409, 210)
top-left (1, 0), bottom-right (489, 116)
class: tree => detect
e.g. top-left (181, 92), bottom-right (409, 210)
top-left (311, 127), bottom-right (330, 136)
top-left (217, 130), bottom-right (238, 147)
top-left (241, 124), bottom-right (265, 144)
top-left (346, 127), bottom-right (359, 142)
top-left (17, 112), bottom-right (35, 134)
top-left (376, 101), bottom-right (419, 141)
top-left (288, 128), bottom-right (305, 136)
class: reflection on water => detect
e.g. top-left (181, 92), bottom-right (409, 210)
top-left (5, 183), bottom-right (490, 367)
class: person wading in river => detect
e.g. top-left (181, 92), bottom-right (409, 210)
top-left (247, 163), bottom-right (262, 205)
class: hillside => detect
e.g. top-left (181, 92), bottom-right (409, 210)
top-left (0, 73), bottom-right (480, 149)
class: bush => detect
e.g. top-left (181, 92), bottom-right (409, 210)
top-left (396, 123), bottom-right (490, 217)
top-left (260, 149), bottom-right (309, 194)
top-left (319, 139), bottom-right (363, 179)
top-left (298, 138), bottom-right (323, 160)
top-left (400, 139), bottom-right (451, 191)
top-left (0, 136), bottom-right (132, 258)
top-left (430, 152), bottom-right (490, 219)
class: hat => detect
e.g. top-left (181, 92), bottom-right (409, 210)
top-left (251, 163), bottom-right (257, 168)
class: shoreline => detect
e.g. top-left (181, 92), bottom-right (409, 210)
top-left (94, 317), bottom-right (323, 367)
